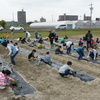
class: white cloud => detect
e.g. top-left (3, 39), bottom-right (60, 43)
top-left (0, 0), bottom-right (99, 22)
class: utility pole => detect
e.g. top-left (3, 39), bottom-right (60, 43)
top-left (12, 13), bottom-right (14, 25)
top-left (52, 14), bottom-right (53, 22)
top-left (89, 3), bottom-right (93, 29)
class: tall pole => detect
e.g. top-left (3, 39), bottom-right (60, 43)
top-left (12, 13), bottom-right (14, 25)
top-left (89, 3), bottom-right (93, 29)
top-left (52, 14), bottom-right (53, 22)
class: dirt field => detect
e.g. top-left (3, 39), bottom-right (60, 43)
top-left (0, 35), bottom-right (100, 100)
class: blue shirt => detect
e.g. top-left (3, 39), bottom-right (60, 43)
top-left (44, 55), bottom-right (51, 62)
top-left (76, 47), bottom-right (84, 56)
top-left (0, 39), bottom-right (5, 43)
top-left (7, 44), bottom-right (17, 56)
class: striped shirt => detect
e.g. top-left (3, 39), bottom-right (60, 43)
top-left (0, 72), bottom-right (13, 86)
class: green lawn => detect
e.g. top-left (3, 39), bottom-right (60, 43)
top-left (0, 29), bottom-right (100, 39)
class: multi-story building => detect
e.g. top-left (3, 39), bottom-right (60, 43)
top-left (84, 14), bottom-right (91, 21)
top-left (58, 13), bottom-right (78, 21)
top-left (17, 9), bottom-right (26, 24)
top-left (40, 17), bottom-right (46, 22)
top-left (96, 18), bottom-right (100, 21)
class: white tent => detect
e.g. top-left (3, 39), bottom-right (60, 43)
top-left (30, 20), bottom-right (100, 29)
top-left (30, 21), bottom-right (67, 29)
top-left (30, 21), bottom-right (76, 29)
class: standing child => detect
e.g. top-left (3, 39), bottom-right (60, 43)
top-left (11, 30), bottom-right (14, 40)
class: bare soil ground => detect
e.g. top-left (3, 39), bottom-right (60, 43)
top-left (0, 35), bottom-right (100, 100)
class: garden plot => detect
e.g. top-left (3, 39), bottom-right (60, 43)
top-left (0, 38), bottom-right (100, 100)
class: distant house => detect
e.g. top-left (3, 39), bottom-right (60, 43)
top-left (6, 21), bottom-right (19, 25)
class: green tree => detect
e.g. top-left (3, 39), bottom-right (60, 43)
top-left (27, 21), bottom-right (33, 25)
top-left (0, 20), bottom-right (6, 28)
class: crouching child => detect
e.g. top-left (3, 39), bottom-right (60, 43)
top-left (28, 49), bottom-right (38, 62)
top-left (59, 61), bottom-right (75, 78)
top-left (36, 52), bottom-right (52, 66)
top-left (0, 70), bottom-right (14, 89)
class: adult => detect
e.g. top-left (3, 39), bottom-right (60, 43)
top-left (34, 31), bottom-right (39, 39)
top-left (7, 41), bottom-right (17, 65)
top-left (59, 61), bottom-right (75, 78)
top-left (52, 30), bottom-right (58, 42)
top-left (76, 46), bottom-right (86, 60)
top-left (24, 31), bottom-right (31, 42)
top-left (85, 30), bottom-right (93, 50)
top-left (48, 31), bottom-right (55, 48)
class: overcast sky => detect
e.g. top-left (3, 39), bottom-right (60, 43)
top-left (0, 0), bottom-right (100, 22)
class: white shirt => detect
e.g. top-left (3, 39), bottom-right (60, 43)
top-left (7, 46), bottom-right (12, 55)
top-left (59, 64), bottom-right (74, 74)
top-left (88, 49), bottom-right (97, 60)
top-left (65, 41), bottom-right (72, 47)
top-left (26, 31), bottom-right (31, 38)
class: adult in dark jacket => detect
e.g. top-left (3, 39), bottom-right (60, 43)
top-left (48, 31), bottom-right (55, 48)
top-left (85, 30), bottom-right (93, 50)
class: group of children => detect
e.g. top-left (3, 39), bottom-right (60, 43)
top-left (28, 49), bottom-right (52, 66)
top-left (0, 30), bottom-right (100, 90)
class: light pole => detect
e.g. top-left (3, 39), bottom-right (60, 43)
top-left (89, 3), bottom-right (93, 29)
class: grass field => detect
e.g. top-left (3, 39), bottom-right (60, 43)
top-left (0, 28), bottom-right (100, 39)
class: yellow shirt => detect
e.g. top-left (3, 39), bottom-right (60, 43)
top-left (37, 43), bottom-right (43, 47)
top-left (4, 33), bottom-right (9, 38)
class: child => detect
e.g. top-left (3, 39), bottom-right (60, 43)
top-left (60, 38), bottom-right (66, 43)
top-left (63, 41), bottom-right (73, 54)
top-left (78, 38), bottom-right (83, 46)
top-left (91, 39), bottom-right (97, 49)
top-left (55, 46), bottom-right (63, 54)
top-left (76, 46), bottom-right (86, 60)
top-left (29, 40), bottom-right (37, 47)
top-left (37, 43), bottom-right (45, 49)
top-left (40, 52), bottom-right (52, 65)
top-left (87, 46), bottom-right (98, 60)
top-left (96, 38), bottom-right (100, 43)
top-left (59, 61), bottom-right (75, 78)
top-left (0, 70), bottom-right (14, 89)
top-left (28, 49), bottom-right (38, 62)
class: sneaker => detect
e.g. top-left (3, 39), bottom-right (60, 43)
top-left (63, 75), bottom-right (67, 78)
top-left (36, 61), bottom-right (42, 65)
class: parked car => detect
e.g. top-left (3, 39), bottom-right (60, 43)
top-left (55, 24), bottom-right (67, 30)
top-left (9, 26), bottom-right (24, 31)
top-left (0, 25), bottom-right (4, 31)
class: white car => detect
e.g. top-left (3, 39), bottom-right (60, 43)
top-left (0, 25), bottom-right (4, 31)
top-left (55, 24), bottom-right (67, 30)
top-left (9, 26), bottom-right (24, 31)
